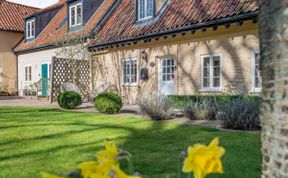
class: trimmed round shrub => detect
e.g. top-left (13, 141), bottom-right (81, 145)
top-left (58, 91), bottom-right (82, 109)
top-left (94, 92), bottom-right (123, 114)
top-left (139, 96), bottom-right (175, 120)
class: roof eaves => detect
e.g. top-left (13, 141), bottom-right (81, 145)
top-left (14, 43), bottom-right (57, 55)
top-left (88, 11), bottom-right (259, 51)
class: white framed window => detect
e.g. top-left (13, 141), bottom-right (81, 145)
top-left (26, 19), bottom-right (35, 39)
top-left (123, 58), bottom-right (137, 85)
top-left (69, 3), bottom-right (82, 27)
top-left (25, 65), bottom-right (32, 82)
top-left (0, 65), bottom-right (2, 83)
top-left (161, 59), bottom-right (176, 81)
top-left (252, 50), bottom-right (262, 92)
top-left (201, 54), bottom-right (222, 91)
top-left (138, 0), bottom-right (154, 21)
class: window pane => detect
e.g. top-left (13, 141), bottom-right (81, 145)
top-left (139, 0), bottom-right (145, 19)
top-left (71, 7), bottom-right (76, 26)
top-left (25, 67), bottom-right (27, 81)
top-left (213, 67), bottom-right (220, 77)
top-left (203, 57), bottom-right (210, 67)
top-left (147, 0), bottom-right (153, 17)
top-left (27, 23), bottom-right (31, 37)
top-left (29, 66), bottom-right (32, 81)
top-left (255, 53), bottom-right (262, 88)
top-left (31, 21), bottom-right (35, 36)
top-left (167, 59), bottom-right (171, 66)
top-left (203, 66), bottom-right (209, 78)
top-left (162, 74), bottom-right (166, 81)
top-left (203, 78), bottom-right (210, 88)
top-left (213, 56), bottom-right (220, 66)
top-left (167, 66), bottom-right (171, 73)
top-left (213, 77), bottom-right (220, 87)
top-left (167, 74), bottom-right (171, 81)
top-left (77, 5), bottom-right (82, 25)
top-left (123, 60), bottom-right (137, 84)
top-left (213, 56), bottom-right (220, 88)
top-left (163, 60), bottom-right (166, 66)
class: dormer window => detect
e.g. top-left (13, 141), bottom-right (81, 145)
top-left (69, 3), bottom-right (82, 27)
top-left (138, 0), bottom-right (154, 21)
top-left (26, 19), bottom-right (35, 39)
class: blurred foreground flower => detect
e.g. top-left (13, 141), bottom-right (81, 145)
top-left (42, 141), bottom-right (140, 178)
top-left (182, 138), bottom-right (225, 178)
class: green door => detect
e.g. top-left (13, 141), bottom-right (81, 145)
top-left (41, 64), bottom-right (48, 96)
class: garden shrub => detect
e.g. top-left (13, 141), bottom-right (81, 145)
top-left (94, 92), bottom-right (123, 114)
top-left (58, 91), bottom-right (82, 109)
top-left (168, 95), bottom-right (261, 109)
top-left (184, 101), bottom-right (218, 120)
top-left (139, 96), bottom-right (174, 120)
top-left (216, 98), bottom-right (261, 130)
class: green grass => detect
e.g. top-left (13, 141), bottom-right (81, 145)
top-left (0, 107), bottom-right (261, 178)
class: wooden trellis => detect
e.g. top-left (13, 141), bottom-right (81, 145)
top-left (50, 57), bottom-right (90, 103)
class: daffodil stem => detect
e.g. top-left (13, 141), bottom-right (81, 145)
top-left (177, 155), bottom-right (183, 178)
top-left (128, 158), bottom-right (134, 175)
top-left (187, 173), bottom-right (193, 178)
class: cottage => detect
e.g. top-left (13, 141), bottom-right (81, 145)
top-left (88, 0), bottom-right (260, 104)
top-left (14, 0), bottom-right (118, 97)
top-left (0, 0), bottom-right (37, 95)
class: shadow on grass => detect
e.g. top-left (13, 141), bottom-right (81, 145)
top-left (0, 107), bottom-right (261, 178)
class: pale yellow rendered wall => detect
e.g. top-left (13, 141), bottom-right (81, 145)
top-left (0, 30), bottom-right (23, 95)
top-left (92, 21), bottom-right (259, 104)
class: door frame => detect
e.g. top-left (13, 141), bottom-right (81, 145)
top-left (41, 62), bottom-right (50, 96)
top-left (158, 58), bottom-right (176, 96)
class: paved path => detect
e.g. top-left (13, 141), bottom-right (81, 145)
top-left (0, 96), bottom-right (58, 108)
top-left (0, 96), bottom-right (222, 128)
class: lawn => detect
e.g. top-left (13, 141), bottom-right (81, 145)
top-left (0, 107), bottom-right (261, 178)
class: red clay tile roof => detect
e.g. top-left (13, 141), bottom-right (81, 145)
top-left (15, 0), bottom-right (117, 53)
top-left (90, 0), bottom-right (258, 48)
top-left (0, 0), bottom-right (38, 32)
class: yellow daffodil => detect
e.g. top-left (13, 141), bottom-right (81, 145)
top-left (79, 161), bottom-right (100, 178)
top-left (80, 141), bottom-right (121, 178)
top-left (41, 172), bottom-right (64, 178)
top-left (90, 173), bottom-right (110, 178)
top-left (183, 138), bottom-right (225, 178)
top-left (112, 165), bottom-right (141, 178)
top-left (97, 141), bottom-right (120, 165)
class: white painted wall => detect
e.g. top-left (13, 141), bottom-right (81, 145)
top-left (17, 48), bottom-right (57, 96)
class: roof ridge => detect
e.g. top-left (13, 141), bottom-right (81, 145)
top-left (25, 1), bottom-right (65, 18)
top-left (3, 0), bottom-right (40, 10)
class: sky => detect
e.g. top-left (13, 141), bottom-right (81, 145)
top-left (7, 0), bottom-right (58, 8)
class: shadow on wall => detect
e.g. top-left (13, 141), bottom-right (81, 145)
top-left (91, 31), bottom-right (258, 104)
top-left (91, 0), bottom-right (259, 104)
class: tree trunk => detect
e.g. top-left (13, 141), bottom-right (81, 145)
top-left (258, 0), bottom-right (288, 177)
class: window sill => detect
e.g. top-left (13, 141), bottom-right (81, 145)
top-left (199, 88), bottom-right (222, 93)
top-left (122, 83), bottom-right (138, 87)
top-left (25, 38), bottom-right (35, 43)
top-left (137, 16), bottom-right (153, 22)
top-left (134, 17), bottom-right (155, 26)
top-left (249, 88), bottom-right (262, 93)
